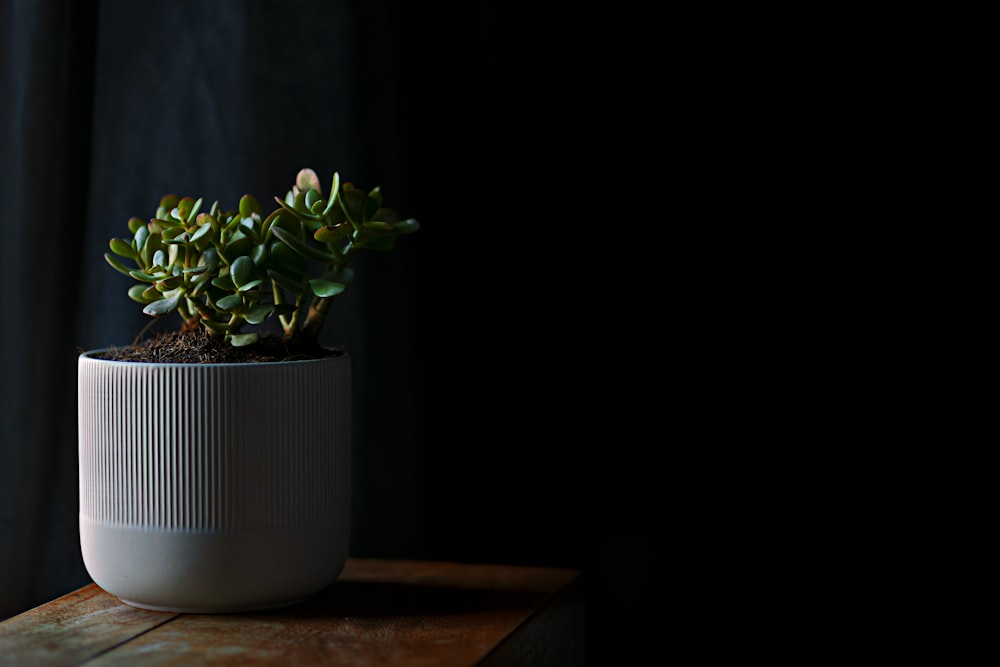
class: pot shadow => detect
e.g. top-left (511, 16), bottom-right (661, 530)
top-left (249, 578), bottom-right (567, 621)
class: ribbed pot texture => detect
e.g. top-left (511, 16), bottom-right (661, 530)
top-left (78, 350), bottom-right (351, 612)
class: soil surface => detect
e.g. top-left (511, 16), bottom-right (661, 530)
top-left (88, 328), bottom-right (340, 363)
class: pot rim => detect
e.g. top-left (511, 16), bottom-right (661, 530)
top-left (78, 346), bottom-right (349, 368)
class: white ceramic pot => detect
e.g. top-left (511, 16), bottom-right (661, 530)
top-left (77, 350), bottom-right (351, 613)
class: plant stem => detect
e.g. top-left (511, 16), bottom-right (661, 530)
top-left (300, 296), bottom-right (331, 341)
top-left (286, 292), bottom-right (308, 337)
top-left (272, 278), bottom-right (290, 331)
top-left (227, 313), bottom-right (244, 336)
top-left (191, 299), bottom-right (217, 329)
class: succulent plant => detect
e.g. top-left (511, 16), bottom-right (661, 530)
top-left (105, 168), bottom-right (419, 347)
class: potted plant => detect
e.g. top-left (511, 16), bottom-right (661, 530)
top-left (78, 168), bottom-right (419, 612)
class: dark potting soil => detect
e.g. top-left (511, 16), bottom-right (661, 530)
top-left (88, 328), bottom-right (340, 364)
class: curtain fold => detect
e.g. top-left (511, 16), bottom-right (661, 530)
top-left (0, 0), bottom-right (98, 620)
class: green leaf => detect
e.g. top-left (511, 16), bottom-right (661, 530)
top-left (322, 173), bottom-right (342, 217)
top-left (239, 194), bottom-right (261, 219)
top-left (274, 194), bottom-right (320, 221)
top-left (362, 220), bottom-right (393, 232)
top-left (143, 295), bottom-right (180, 316)
top-left (230, 256), bottom-right (255, 288)
top-left (154, 274), bottom-right (183, 290)
top-left (200, 318), bottom-right (229, 334)
top-left (174, 198), bottom-right (190, 222)
top-left (161, 226), bottom-right (186, 241)
top-left (323, 266), bottom-right (354, 286)
top-left (104, 253), bottom-right (134, 277)
top-left (239, 216), bottom-right (260, 243)
top-left (266, 208), bottom-right (301, 236)
top-left (127, 284), bottom-right (152, 303)
top-left (133, 225), bottom-right (149, 253)
top-left (267, 269), bottom-right (306, 294)
top-left (159, 194), bottom-right (179, 212)
top-left (128, 270), bottom-right (159, 283)
top-left (251, 243), bottom-right (266, 266)
top-left (365, 191), bottom-right (381, 220)
top-left (175, 196), bottom-right (198, 222)
top-left (228, 332), bottom-right (259, 347)
top-left (314, 223), bottom-right (351, 244)
top-left (393, 218), bottom-right (421, 234)
top-left (245, 304), bottom-right (274, 324)
top-left (190, 222), bottom-right (213, 245)
top-left (211, 274), bottom-right (236, 291)
top-left (224, 232), bottom-right (253, 259)
top-left (189, 279), bottom-right (209, 297)
top-left (217, 294), bottom-right (243, 310)
top-left (108, 239), bottom-right (139, 259)
top-left (304, 188), bottom-right (321, 212)
top-left (370, 207), bottom-right (400, 224)
top-left (140, 232), bottom-right (164, 267)
top-left (198, 246), bottom-right (219, 272)
top-left (271, 226), bottom-right (335, 263)
top-left (237, 279), bottom-right (263, 293)
top-left (260, 208), bottom-right (284, 238)
top-left (127, 217), bottom-right (145, 234)
top-left (301, 217), bottom-right (323, 233)
top-left (309, 279), bottom-right (346, 298)
top-left (196, 211), bottom-right (217, 229)
top-left (268, 241), bottom-right (307, 276)
top-left (338, 184), bottom-right (366, 225)
top-left (223, 211), bottom-right (244, 232)
top-left (293, 190), bottom-right (310, 214)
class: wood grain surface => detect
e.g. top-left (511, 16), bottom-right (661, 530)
top-left (0, 558), bottom-right (583, 666)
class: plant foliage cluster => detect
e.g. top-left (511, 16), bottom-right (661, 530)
top-left (105, 168), bottom-right (419, 347)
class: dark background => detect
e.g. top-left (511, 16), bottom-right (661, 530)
top-left (1, 1), bottom-right (998, 664)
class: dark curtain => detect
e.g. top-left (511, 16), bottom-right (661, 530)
top-left (1, 0), bottom-right (100, 618)
top-left (3, 1), bottom-right (1000, 665)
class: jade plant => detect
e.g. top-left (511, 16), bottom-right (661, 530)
top-left (104, 168), bottom-right (419, 347)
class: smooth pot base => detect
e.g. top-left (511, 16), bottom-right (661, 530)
top-left (81, 517), bottom-right (348, 613)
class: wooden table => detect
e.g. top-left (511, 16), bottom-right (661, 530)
top-left (0, 558), bottom-right (583, 666)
